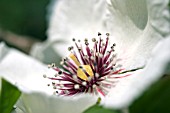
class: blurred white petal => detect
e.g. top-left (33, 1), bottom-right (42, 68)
top-left (16, 93), bottom-right (97, 113)
top-left (12, 108), bottom-right (24, 113)
top-left (0, 42), bottom-right (9, 61)
top-left (0, 43), bottom-right (56, 94)
top-left (101, 36), bottom-right (170, 109)
top-left (30, 41), bottom-right (63, 64)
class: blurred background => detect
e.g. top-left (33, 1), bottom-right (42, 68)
top-left (0, 0), bottom-right (50, 53)
top-left (0, 1), bottom-right (169, 54)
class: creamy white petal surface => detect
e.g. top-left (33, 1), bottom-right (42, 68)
top-left (106, 0), bottom-right (170, 69)
top-left (30, 0), bottom-right (108, 63)
top-left (101, 36), bottom-right (170, 109)
top-left (16, 93), bottom-right (97, 113)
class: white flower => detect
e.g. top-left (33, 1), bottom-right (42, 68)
top-left (0, 0), bottom-right (170, 113)
top-left (0, 43), bottom-right (98, 113)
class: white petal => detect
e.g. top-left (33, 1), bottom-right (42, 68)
top-left (101, 36), bottom-right (170, 109)
top-left (0, 42), bottom-right (9, 61)
top-left (12, 108), bottom-right (24, 113)
top-left (48, 0), bottom-right (107, 41)
top-left (147, 0), bottom-right (170, 36)
top-left (0, 44), bottom-right (98, 113)
top-left (30, 0), bottom-right (108, 62)
top-left (30, 41), bottom-right (63, 64)
top-left (0, 44), bottom-right (56, 94)
top-left (16, 92), bottom-right (97, 113)
top-left (0, 43), bottom-right (97, 113)
top-left (106, 0), bottom-right (170, 69)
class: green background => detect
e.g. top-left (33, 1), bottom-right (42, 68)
top-left (0, 0), bottom-right (50, 40)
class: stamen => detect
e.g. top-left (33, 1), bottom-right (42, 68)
top-left (72, 38), bottom-right (76, 42)
top-left (77, 65), bottom-right (93, 81)
top-left (58, 71), bottom-right (63, 75)
top-left (74, 84), bottom-right (80, 89)
top-left (98, 32), bottom-right (102, 36)
top-left (43, 74), bottom-right (47, 78)
top-left (69, 53), bottom-right (81, 66)
top-left (44, 33), bottom-right (131, 96)
top-left (95, 73), bottom-right (100, 78)
top-left (82, 81), bottom-right (87, 86)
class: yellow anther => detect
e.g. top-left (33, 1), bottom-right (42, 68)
top-left (77, 65), bottom-right (94, 81)
top-left (69, 53), bottom-right (81, 66)
top-left (69, 53), bottom-right (94, 81)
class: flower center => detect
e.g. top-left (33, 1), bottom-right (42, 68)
top-left (44, 33), bottom-right (130, 96)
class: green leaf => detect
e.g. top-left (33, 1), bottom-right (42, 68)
top-left (130, 75), bottom-right (170, 113)
top-left (83, 104), bottom-right (120, 113)
top-left (0, 78), bottom-right (21, 113)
